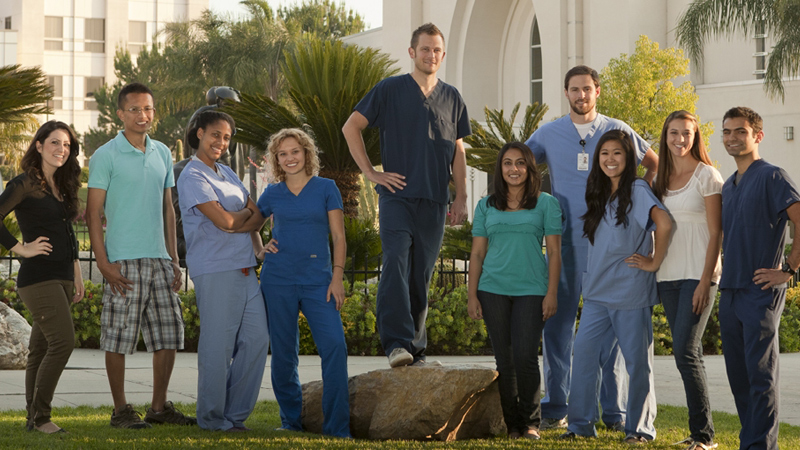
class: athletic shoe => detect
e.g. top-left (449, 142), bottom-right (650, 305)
top-left (388, 348), bottom-right (413, 368)
top-left (144, 401), bottom-right (197, 425)
top-left (110, 404), bottom-right (152, 429)
top-left (540, 416), bottom-right (568, 430)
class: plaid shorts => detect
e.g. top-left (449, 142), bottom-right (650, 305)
top-left (100, 258), bottom-right (184, 354)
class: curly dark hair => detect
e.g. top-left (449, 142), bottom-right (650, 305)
top-left (20, 121), bottom-right (82, 219)
top-left (487, 142), bottom-right (542, 211)
top-left (581, 130), bottom-right (639, 244)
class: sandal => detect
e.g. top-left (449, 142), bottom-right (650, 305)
top-left (523, 428), bottom-right (540, 440)
top-left (624, 434), bottom-right (649, 445)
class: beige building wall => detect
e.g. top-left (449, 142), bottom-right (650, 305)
top-left (343, 0), bottom-right (800, 210)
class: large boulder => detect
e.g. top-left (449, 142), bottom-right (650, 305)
top-left (0, 302), bottom-right (31, 369)
top-left (302, 364), bottom-right (505, 441)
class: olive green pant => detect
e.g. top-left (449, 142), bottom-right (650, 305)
top-left (18, 279), bottom-right (75, 427)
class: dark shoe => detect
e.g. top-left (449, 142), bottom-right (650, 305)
top-left (541, 416), bottom-right (568, 430)
top-left (624, 434), bottom-right (649, 445)
top-left (110, 404), bottom-right (152, 429)
top-left (605, 420), bottom-right (626, 433)
top-left (144, 401), bottom-right (197, 425)
top-left (559, 431), bottom-right (578, 439)
top-left (508, 430), bottom-right (522, 439)
top-left (388, 348), bottom-right (413, 368)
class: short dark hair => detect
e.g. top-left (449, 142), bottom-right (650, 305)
top-left (564, 65), bottom-right (600, 90)
top-left (186, 110), bottom-right (236, 150)
top-left (117, 82), bottom-right (154, 110)
top-left (723, 106), bottom-right (763, 135)
top-left (410, 23), bottom-right (444, 49)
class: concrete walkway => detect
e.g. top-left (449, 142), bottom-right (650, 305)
top-left (1, 349), bottom-right (799, 426)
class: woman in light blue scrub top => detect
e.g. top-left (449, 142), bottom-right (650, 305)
top-left (177, 110), bottom-right (269, 431)
top-left (563, 130), bottom-right (671, 444)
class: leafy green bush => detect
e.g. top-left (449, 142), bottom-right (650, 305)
top-left (180, 289), bottom-right (200, 352)
top-left (440, 220), bottom-right (472, 261)
top-left (426, 282), bottom-right (488, 355)
top-left (343, 216), bottom-right (382, 283)
top-left (80, 166), bottom-right (90, 184)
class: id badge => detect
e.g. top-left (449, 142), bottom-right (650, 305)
top-left (577, 153), bottom-right (589, 171)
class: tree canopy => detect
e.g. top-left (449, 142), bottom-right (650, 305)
top-left (597, 35), bottom-right (713, 153)
top-left (0, 65), bottom-right (52, 170)
top-left (675, 0), bottom-right (800, 102)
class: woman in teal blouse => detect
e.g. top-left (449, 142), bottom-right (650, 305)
top-left (468, 141), bottom-right (562, 440)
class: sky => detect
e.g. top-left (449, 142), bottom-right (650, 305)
top-left (208, 0), bottom-right (383, 30)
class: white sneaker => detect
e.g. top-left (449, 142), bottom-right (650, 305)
top-left (388, 348), bottom-right (413, 368)
top-left (540, 417), bottom-right (568, 430)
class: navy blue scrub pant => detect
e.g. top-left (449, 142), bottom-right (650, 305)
top-left (719, 287), bottom-right (784, 450)
top-left (376, 195), bottom-right (447, 361)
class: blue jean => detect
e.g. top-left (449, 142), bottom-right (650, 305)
top-left (194, 269), bottom-right (269, 431)
top-left (568, 301), bottom-right (657, 440)
top-left (262, 283), bottom-right (351, 438)
top-left (376, 196), bottom-right (447, 361)
top-left (542, 244), bottom-right (626, 422)
top-left (719, 287), bottom-right (784, 450)
top-left (658, 279), bottom-right (715, 444)
top-left (477, 291), bottom-right (545, 432)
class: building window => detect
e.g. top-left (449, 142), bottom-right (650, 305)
top-left (47, 75), bottom-right (63, 110)
top-left (4, 17), bottom-right (11, 30)
top-left (530, 16), bottom-right (542, 105)
top-left (45, 17), bottom-right (63, 51)
top-left (84, 18), bottom-right (105, 53)
top-left (84, 77), bottom-right (104, 110)
top-left (128, 21), bottom-right (147, 55)
top-left (754, 22), bottom-right (767, 79)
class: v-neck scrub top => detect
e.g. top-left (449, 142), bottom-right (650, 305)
top-left (257, 176), bottom-right (343, 285)
top-left (354, 74), bottom-right (471, 204)
top-left (524, 114), bottom-right (649, 245)
top-left (582, 180), bottom-right (665, 309)
top-left (472, 194), bottom-right (562, 296)
top-left (177, 160), bottom-right (257, 278)
top-left (720, 159), bottom-right (800, 289)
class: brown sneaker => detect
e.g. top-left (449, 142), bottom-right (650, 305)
top-left (110, 404), bottom-right (152, 429)
top-left (144, 401), bottom-right (197, 425)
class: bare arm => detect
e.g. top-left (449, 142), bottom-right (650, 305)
top-left (754, 202), bottom-right (800, 289)
top-left (163, 188), bottom-right (181, 292)
top-left (449, 138), bottom-right (468, 225)
top-left (641, 148), bottom-right (659, 184)
top-left (194, 201), bottom-right (253, 231)
top-left (692, 193), bottom-right (722, 314)
top-left (543, 234), bottom-right (561, 320)
top-left (342, 111), bottom-right (406, 193)
top-left (229, 198), bottom-right (267, 233)
top-left (86, 188), bottom-right (133, 295)
top-left (626, 206), bottom-right (672, 272)
top-left (326, 209), bottom-right (347, 310)
top-left (467, 236), bottom-right (488, 320)
top-left (72, 259), bottom-right (84, 303)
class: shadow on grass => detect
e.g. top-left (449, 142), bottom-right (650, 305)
top-left (1, 402), bottom-right (798, 449)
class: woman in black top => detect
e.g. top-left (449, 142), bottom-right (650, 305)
top-left (0, 121), bottom-right (83, 434)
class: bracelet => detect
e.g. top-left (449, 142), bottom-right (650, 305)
top-left (333, 264), bottom-right (345, 270)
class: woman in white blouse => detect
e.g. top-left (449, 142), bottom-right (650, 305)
top-left (652, 110), bottom-right (723, 450)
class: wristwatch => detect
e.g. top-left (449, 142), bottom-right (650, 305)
top-left (781, 262), bottom-right (796, 276)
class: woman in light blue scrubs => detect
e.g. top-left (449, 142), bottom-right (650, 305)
top-left (178, 111), bottom-right (269, 431)
top-left (258, 128), bottom-right (350, 438)
top-left (468, 142), bottom-right (562, 440)
top-left (561, 130), bottom-right (671, 444)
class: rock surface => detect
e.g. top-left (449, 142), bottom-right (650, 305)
top-left (302, 364), bottom-right (505, 441)
top-left (0, 302), bottom-right (30, 369)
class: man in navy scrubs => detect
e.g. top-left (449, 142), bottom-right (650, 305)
top-left (719, 106), bottom-right (800, 450)
top-left (343, 23), bottom-right (470, 368)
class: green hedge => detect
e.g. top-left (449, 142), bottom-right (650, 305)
top-left (2, 276), bottom-right (800, 356)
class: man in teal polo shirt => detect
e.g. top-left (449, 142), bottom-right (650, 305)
top-left (87, 82), bottom-right (195, 429)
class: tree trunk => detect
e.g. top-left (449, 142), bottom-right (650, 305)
top-left (320, 169), bottom-right (361, 218)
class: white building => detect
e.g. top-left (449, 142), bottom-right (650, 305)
top-left (344, 0), bottom-right (800, 209)
top-left (0, 0), bottom-right (207, 139)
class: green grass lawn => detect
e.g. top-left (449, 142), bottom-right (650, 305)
top-left (2, 402), bottom-right (799, 449)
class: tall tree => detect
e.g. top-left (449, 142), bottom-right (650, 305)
top-left (278, 0), bottom-right (367, 39)
top-left (225, 37), bottom-right (398, 217)
top-left (675, 0), bottom-right (800, 101)
top-left (597, 35), bottom-right (713, 152)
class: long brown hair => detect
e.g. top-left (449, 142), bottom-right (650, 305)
top-left (20, 121), bottom-right (82, 219)
top-left (652, 110), bottom-right (711, 201)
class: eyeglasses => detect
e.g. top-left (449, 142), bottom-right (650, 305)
top-left (124, 106), bottom-right (156, 114)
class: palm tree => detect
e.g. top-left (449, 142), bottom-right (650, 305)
top-left (464, 102), bottom-right (549, 174)
top-left (675, 0), bottom-right (800, 101)
top-left (226, 36), bottom-right (399, 217)
top-left (0, 65), bottom-right (51, 125)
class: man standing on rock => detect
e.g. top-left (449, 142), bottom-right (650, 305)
top-left (524, 65), bottom-right (658, 431)
top-left (343, 23), bottom-right (470, 368)
top-left (87, 82), bottom-right (195, 429)
top-left (718, 106), bottom-right (800, 450)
